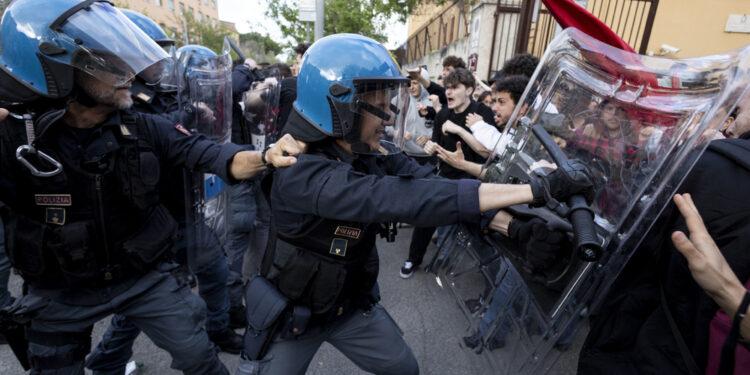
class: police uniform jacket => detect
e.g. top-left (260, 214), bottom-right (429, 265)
top-left (0, 106), bottom-right (244, 305)
top-left (267, 139), bottom-right (481, 318)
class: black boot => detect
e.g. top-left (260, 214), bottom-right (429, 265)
top-left (228, 305), bottom-right (247, 329)
top-left (462, 331), bottom-right (482, 349)
top-left (208, 327), bottom-right (244, 354)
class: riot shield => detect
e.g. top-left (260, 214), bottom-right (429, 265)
top-left (180, 42), bottom-right (233, 271)
top-left (427, 28), bottom-right (750, 374)
top-left (242, 68), bottom-right (281, 151)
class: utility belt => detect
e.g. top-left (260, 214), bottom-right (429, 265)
top-left (242, 275), bottom-right (380, 361)
top-left (266, 237), bottom-right (373, 316)
top-left (4, 204), bottom-right (177, 288)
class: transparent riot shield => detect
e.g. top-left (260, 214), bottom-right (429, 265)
top-left (428, 28), bottom-right (750, 374)
top-left (242, 67), bottom-right (281, 151)
top-left (180, 42), bottom-right (233, 271)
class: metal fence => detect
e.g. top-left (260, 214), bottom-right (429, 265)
top-left (522, 0), bottom-right (659, 58)
top-left (404, 0), bottom-right (659, 81)
top-left (405, 0), bottom-right (472, 63)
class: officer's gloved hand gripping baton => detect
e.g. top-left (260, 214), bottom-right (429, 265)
top-left (529, 125), bottom-right (602, 262)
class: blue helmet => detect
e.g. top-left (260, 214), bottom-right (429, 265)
top-left (120, 9), bottom-right (174, 47)
top-left (0, 0), bottom-right (169, 102)
top-left (289, 34), bottom-right (410, 153)
top-left (177, 45), bottom-right (218, 72)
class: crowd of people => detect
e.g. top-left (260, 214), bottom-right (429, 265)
top-left (0, 1), bottom-right (747, 375)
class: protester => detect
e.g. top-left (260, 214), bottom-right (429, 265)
top-left (401, 67), bottom-right (495, 279)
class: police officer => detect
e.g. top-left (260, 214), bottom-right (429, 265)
top-left (0, 1), bottom-right (302, 374)
top-left (244, 34), bottom-right (594, 374)
top-left (84, 14), bottom-right (244, 375)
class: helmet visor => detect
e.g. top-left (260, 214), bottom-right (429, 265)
top-left (345, 79), bottom-right (411, 155)
top-left (58, 2), bottom-right (169, 87)
top-left (140, 46), bottom-right (181, 92)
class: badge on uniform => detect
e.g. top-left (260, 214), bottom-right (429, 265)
top-left (120, 124), bottom-right (132, 136)
top-left (136, 92), bottom-right (151, 102)
top-left (330, 238), bottom-right (348, 257)
top-left (34, 194), bottom-right (72, 206)
top-left (45, 207), bottom-right (66, 225)
top-left (334, 226), bottom-right (361, 239)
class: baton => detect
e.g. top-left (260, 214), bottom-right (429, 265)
top-left (531, 124), bottom-right (602, 262)
top-left (225, 36), bottom-right (247, 61)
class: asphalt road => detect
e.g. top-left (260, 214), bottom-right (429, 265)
top-left (0, 226), bottom-right (584, 374)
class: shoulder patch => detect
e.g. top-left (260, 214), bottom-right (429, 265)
top-left (174, 124), bottom-right (192, 136)
top-left (136, 92), bottom-right (151, 102)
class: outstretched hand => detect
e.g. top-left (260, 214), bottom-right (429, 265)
top-left (0, 108), bottom-right (7, 122)
top-left (435, 141), bottom-right (465, 169)
top-left (671, 193), bottom-right (744, 305)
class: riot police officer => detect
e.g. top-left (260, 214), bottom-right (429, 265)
top-left (84, 13), bottom-right (243, 375)
top-left (0, 1), bottom-right (301, 373)
top-left (240, 33), bottom-right (594, 374)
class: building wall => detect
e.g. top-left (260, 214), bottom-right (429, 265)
top-left (115, 0), bottom-right (219, 39)
top-left (647, 0), bottom-right (750, 57)
top-left (408, 0), bottom-right (455, 37)
top-left (407, 2), bottom-right (512, 82)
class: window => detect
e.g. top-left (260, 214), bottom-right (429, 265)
top-left (197, 11), bottom-right (202, 22)
top-left (204, 0), bottom-right (208, 5)
top-left (211, 0), bottom-right (215, 9)
top-left (212, 19), bottom-right (216, 28)
top-left (179, 2), bottom-right (184, 14)
top-left (155, 0), bottom-right (161, 6)
top-left (188, 6), bottom-right (194, 17)
top-left (206, 15), bottom-right (210, 26)
top-left (168, 0), bottom-right (174, 11)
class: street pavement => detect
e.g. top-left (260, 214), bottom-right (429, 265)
top-left (0, 226), bottom-right (584, 374)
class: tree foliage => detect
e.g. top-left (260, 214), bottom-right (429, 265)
top-left (239, 32), bottom-right (283, 64)
top-left (174, 11), bottom-right (235, 56)
top-left (266, 0), bottom-right (425, 46)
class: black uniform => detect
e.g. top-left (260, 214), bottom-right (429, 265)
top-left (266, 140), bottom-right (481, 316)
top-left (0, 107), bottom-right (242, 305)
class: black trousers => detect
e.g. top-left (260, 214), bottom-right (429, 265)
top-left (407, 226), bottom-right (436, 266)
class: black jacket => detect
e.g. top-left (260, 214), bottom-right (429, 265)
top-left (578, 133), bottom-right (750, 375)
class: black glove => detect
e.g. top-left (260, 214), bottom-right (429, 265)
top-left (528, 159), bottom-right (594, 207)
top-left (508, 217), bottom-right (568, 270)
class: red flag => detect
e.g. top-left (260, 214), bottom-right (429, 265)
top-left (541, 0), bottom-right (635, 53)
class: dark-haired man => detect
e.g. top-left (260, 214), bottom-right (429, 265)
top-left (407, 55), bottom-right (468, 107)
top-left (290, 42), bottom-right (311, 77)
top-left (400, 67), bottom-right (495, 278)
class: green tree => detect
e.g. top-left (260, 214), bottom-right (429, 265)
top-left (174, 11), bottom-right (235, 57)
top-left (239, 32), bottom-right (283, 64)
top-left (266, 0), bottom-right (425, 46)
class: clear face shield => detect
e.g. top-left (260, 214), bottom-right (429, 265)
top-left (426, 28), bottom-right (750, 374)
top-left (179, 47), bottom-right (232, 144)
top-left (343, 79), bottom-right (411, 155)
top-left (242, 68), bottom-right (281, 150)
top-left (54, 2), bottom-right (170, 87)
top-left (139, 46), bottom-right (181, 93)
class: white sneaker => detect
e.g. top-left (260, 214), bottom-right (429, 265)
top-left (400, 261), bottom-right (416, 279)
